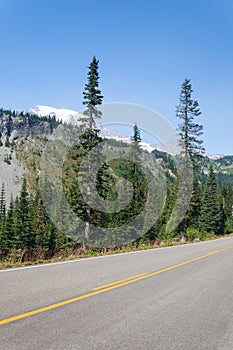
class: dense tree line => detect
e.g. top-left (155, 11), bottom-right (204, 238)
top-left (0, 149), bottom-right (232, 260)
top-left (0, 108), bottom-right (62, 127)
top-left (0, 109), bottom-right (62, 147)
top-left (0, 179), bottom-right (70, 260)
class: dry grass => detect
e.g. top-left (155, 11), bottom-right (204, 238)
top-left (1, 233), bottom-right (233, 270)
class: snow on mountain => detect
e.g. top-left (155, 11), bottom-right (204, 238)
top-left (104, 135), bottom-right (157, 153)
top-left (207, 154), bottom-right (226, 160)
top-left (25, 105), bottom-right (83, 126)
top-left (25, 105), bottom-right (160, 153)
top-left (22, 106), bottom-right (229, 158)
top-left (99, 126), bottom-right (126, 139)
top-left (140, 141), bottom-right (158, 153)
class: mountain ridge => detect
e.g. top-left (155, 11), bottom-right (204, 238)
top-left (0, 106), bottom-right (232, 205)
top-left (25, 105), bottom-right (158, 154)
top-left (25, 105), bottom-right (230, 158)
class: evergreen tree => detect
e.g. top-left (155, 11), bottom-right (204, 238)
top-left (187, 176), bottom-right (203, 228)
top-left (123, 125), bottom-right (148, 242)
top-left (199, 164), bottom-right (221, 233)
top-left (44, 220), bottom-right (57, 254)
top-left (224, 185), bottom-right (233, 233)
top-left (130, 123), bottom-right (142, 166)
top-left (5, 194), bottom-right (15, 250)
top-left (16, 178), bottom-right (35, 249)
top-left (80, 56), bottom-right (103, 148)
top-left (0, 184), bottom-right (7, 253)
top-left (131, 123), bottom-right (141, 144)
top-left (83, 56), bottom-right (103, 125)
top-left (13, 196), bottom-right (20, 248)
top-left (176, 79), bottom-right (205, 240)
top-left (217, 193), bottom-right (225, 234)
top-left (0, 183), bottom-right (6, 223)
top-left (33, 190), bottom-right (47, 247)
top-left (176, 79), bottom-right (205, 170)
top-left (129, 124), bottom-right (146, 220)
top-left (80, 56), bottom-right (103, 244)
top-left (224, 185), bottom-right (233, 218)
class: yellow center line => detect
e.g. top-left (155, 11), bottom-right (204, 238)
top-left (1, 245), bottom-right (233, 326)
top-left (93, 273), bottom-right (148, 290)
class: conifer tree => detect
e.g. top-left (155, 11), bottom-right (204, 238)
top-left (33, 190), bottom-right (47, 247)
top-left (224, 185), bottom-right (233, 218)
top-left (16, 178), bottom-right (35, 249)
top-left (5, 194), bottom-right (15, 250)
top-left (13, 196), bottom-right (20, 248)
top-left (199, 164), bottom-right (220, 233)
top-left (83, 56), bottom-right (103, 125)
top-left (187, 176), bottom-right (203, 228)
top-left (81, 55), bottom-right (103, 146)
top-left (217, 193), bottom-right (225, 234)
top-left (176, 79), bottom-right (205, 170)
top-left (176, 79), bottom-right (205, 240)
top-left (0, 183), bottom-right (6, 253)
top-left (224, 185), bottom-right (233, 233)
top-left (0, 183), bottom-right (6, 223)
top-left (44, 221), bottom-right (57, 253)
top-left (124, 125), bottom-right (147, 241)
top-left (79, 56), bottom-right (103, 244)
top-left (130, 123), bottom-right (142, 166)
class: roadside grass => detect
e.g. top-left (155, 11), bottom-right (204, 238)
top-left (1, 232), bottom-right (233, 270)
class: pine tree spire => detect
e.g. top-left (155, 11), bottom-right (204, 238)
top-left (83, 56), bottom-right (103, 121)
top-left (80, 56), bottom-right (103, 147)
top-left (176, 78), bottom-right (205, 170)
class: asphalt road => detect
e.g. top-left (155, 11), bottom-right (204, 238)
top-left (1, 237), bottom-right (233, 350)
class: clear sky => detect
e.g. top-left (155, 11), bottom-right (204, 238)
top-left (0, 0), bottom-right (232, 154)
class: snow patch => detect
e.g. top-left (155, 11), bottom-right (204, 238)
top-left (25, 105), bottom-right (83, 126)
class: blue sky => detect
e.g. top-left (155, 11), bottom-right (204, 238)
top-left (0, 0), bottom-right (232, 154)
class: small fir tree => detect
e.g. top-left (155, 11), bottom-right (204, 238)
top-left (199, 164), bottom-right (220, 233)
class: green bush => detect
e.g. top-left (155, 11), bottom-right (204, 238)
top-left (4, 155), bottom-right (11, 164)
top-left (187, 227), bottom-right (201, 240)
top-left (225, 218), bottom-right (233, 234)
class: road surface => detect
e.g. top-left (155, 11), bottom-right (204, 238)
top-left (1, 237), bottom-right (233, 349)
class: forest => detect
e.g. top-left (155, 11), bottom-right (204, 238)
top-left (0, 57), bottom-right (233, 264)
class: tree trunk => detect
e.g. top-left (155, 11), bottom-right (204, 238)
top-left (181, 218), bottom-right (187, 243)
top-left (84, 207), bottom-right (90, 246)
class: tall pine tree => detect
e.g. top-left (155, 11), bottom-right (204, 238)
top-left (80, 56), bottom-right (103, 244)
top-left (176, 79), bottom-right (205, 240)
